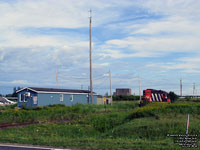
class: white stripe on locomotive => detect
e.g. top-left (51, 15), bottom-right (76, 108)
top-left (151, 93), bottom-right (155, 102)
top-left (158, 94), bottom-right (162, 102)
top-left (155, 93), bottom-right (159, 102)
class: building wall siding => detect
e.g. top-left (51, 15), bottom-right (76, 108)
top-left (38, 93), bottom-right (97, 106)
top-left (17, 88), bottom-right (97, 107)
top-left (17, 89), bottom-right (38, 108)
top-left (114, 88), bottom-right (132, 96)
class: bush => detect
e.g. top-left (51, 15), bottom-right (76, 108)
top-left (168, 91), bottom-right (178, 103)
top-left (87, 112), bottom-right (128, 133)
top-left (113, 95), bottom-right (140, 101)
top-left (129, 103), bottom-right (200, 120)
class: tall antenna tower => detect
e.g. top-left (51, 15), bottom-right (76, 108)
top-left (109, 69), bottom-right (112, 105)
top-left (56, 70), bottom-right (59, 88)
top-left (89, 9), bottom-right (93, 104)
top-left (139, 75), bottom-right (141, 102)
top-left (193, 83), bottom-right (195, 96)
top-left (180, 79), bottom-right (182, 96)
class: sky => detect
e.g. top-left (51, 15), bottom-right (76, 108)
top-left (0, 0), bottom-right (200, 96)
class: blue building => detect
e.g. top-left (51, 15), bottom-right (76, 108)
top-left (16, 87), bottom-right (97, 108)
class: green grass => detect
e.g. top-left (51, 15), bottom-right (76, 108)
top-left (0, 100), bottom-right (200, 149)
top-left (0, 101), bottom-right (139, 124)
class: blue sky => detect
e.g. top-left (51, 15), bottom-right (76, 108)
top-left (0, 0), bottom-right (200, 96)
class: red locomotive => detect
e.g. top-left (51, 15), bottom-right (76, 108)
top-left (143, 89), bottom-right (170, 102)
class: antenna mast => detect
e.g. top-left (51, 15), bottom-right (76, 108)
top-left (109, 69), bottom-right (112, 105)
top-left (180, 79), bottom-right (182, 96)
top-left (56, 70), bottom-right (59, 88)
top-left (139, 75), bottom-right (141, 102)
top-left (193, 83), bottom-right (195, 97)
top-left (89, 9), bottom-right (93, 104)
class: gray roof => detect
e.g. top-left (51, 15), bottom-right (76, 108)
top-left (0, 97), bottom-right (8, 103)
top-left (17, 87), bottom-right (96, 94)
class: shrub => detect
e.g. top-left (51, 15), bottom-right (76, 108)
top-left (168, 91), bottom-right (178, 103)
top-left (113, 95), bottom-right (140, 101)
top-left (88, 112), bottom-right (128, 133)
top-left (128, 103), bottom-right (200, 120)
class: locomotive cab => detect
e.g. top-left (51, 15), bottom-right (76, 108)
top-left (143, 89), bottom-right (171, 102)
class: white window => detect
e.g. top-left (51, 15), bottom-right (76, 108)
top-left (60, 94), bottom-right (63, 102)
top-left (24, 96), bottom-right (27, 102)
top-left (33, 96), bottom-right (38, 104)
top-left (21, 94), bottom-right (25, 102)
top-left (70, 95), bottom-right (73, 102)
top-left (19, 94), bottom-right (22, 102)
top-left (25, 92), bottom-right (30, 97)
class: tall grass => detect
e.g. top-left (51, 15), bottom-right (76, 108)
top-left (129, 102), bottom-right (200, 119)
top-left (0, 101), bottom-right (138, 124)
top-left (0, 101), bottom-right (200, 149)
top-left (86, 112), bottom-right (129, 133)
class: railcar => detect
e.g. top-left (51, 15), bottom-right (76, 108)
top-left (143, 89), bottom-right (170, 102)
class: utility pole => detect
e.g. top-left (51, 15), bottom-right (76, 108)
top-left (87, 86), bottom-right (90, 104)
top-left (193, 83), bottom-right (195, 97)
top-left (139, 75), bottom-right (141, 102)
top-left (56, 70), bottom-right (59, 88)
top-left (89, 9), bottom-right (93, 104)
top-left (180, 79), bottom-right (182, 96)
top-left (186, 114), bottom-right (190, 134)
top-left (109, 70), bottom-right (112, 105)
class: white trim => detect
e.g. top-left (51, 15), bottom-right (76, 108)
top-left (16, 87), bottom-right (97, 95)
top-left (24, 96), bottom-right (27, 102)
top-left (16, 87), bottom-right (38, 93)
top-left (60, 94), bottom-right (63, 102)
top-left (19, 94), bottom-right (22, 102)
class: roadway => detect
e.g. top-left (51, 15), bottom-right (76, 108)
top-left (0, 144), bottom-right (71, 150)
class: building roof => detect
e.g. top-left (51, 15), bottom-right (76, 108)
top-left (17, 87), bottom-right (96, 94)
top-left (0, 97), bottom-right (16, 104)
top-left (0, 97), bottom-right (8, 103)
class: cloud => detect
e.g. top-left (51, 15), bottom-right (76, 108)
top-left (10, 80), bottom-right (29, 85)
top-left (0, 0), bottom-right (200, 95)
top-left (131, 16), bottom-right (200, 36)
top-left (102, 13), bottom-right (200, 58)
top-left (0, 0), bottom-right (128, 29)
top-left (139, 0), bottom-right (200, 18)
top-left (0, 80), bottom-right (29, 85)
top-left (146, 58), bottom-right (200, 74)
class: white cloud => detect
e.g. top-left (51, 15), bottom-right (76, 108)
top-left (102, 35), bottom-right (200, 58)
top-left (0, 80), bottom-right (30, 85)
top-left (0, 0), bottom-right (200, 95)
top-left (139, 0), bottom-right (200, 18)
top-left (146, 59), bottom-right (200, 74)
top-left (0, 0), bottom-right (125, 29)
top-left (10, 80), bottom-right (29, 85)
top-left (131, 16), bottom-right (200, 36)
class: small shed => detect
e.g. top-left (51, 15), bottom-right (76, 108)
top-left (16, 87), bottom-right (97, 108)
top-left (0, 97), bottom-right (16, 106)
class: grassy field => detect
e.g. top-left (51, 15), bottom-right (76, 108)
top-left (0, 100), bottom-right (199, 149)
